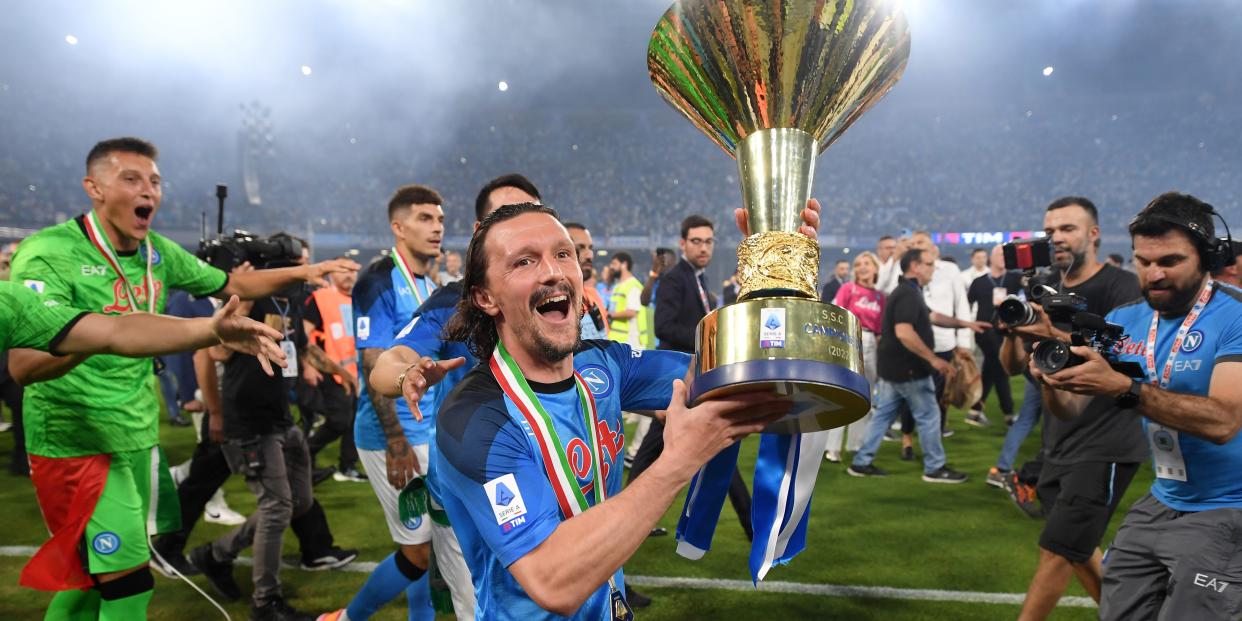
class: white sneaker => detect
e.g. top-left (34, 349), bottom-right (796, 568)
top-left (170, 462), bottom-right (190, 487)
top-left (0, 421), bottom-right (12, 433)
top-left (204, 490), bottom-right (247, 525)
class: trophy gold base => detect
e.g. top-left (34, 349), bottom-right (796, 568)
top-left (689, 297), bottom-right (871, 434)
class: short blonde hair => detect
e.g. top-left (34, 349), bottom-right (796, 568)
top-left (853, 251), bottom-right (881, 286)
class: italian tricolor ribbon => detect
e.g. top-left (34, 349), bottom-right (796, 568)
top-left (490, 340), bottom-right (623, 598)
top-left (84, 210), bottom-right (155, 313)
top-left (391, 246), bottom-right (434, 306)
top-left (490, 341), bottom-right (603, 518)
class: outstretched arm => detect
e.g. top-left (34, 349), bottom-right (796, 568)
top-left (507, 381), bottom-right (790, 615)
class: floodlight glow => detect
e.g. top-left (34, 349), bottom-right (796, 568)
top-left (1042, 66), bottom-right (1054, 77)
top-left (301, 65), bottom-right (312, 76)
top-left (65, 35), bottom-right (78, 45)
top-left (498, 81), bottom-right (509, 92)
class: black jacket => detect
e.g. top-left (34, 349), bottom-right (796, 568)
top-left (654, 258), bottom-right (716, 353)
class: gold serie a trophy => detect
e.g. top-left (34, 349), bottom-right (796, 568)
top-left (648, 0), bottom-right (911, 433)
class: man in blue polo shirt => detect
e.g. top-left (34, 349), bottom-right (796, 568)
top-left (1034, 191), bottom-right (1242, 620)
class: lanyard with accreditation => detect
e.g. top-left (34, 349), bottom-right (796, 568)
top-left (490, 341), bottom-right (634, 621)
top-left (1142, 278), bottom-right (1214, 482)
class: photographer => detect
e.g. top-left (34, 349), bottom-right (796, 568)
top-left (998, 197), bottom-right (1142, 621)
top-left (191, 254), bottom-right (359, 621)
top-left (1035, 192), bottom-right (1242, 621)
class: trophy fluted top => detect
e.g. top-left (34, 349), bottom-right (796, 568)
top-left (648, 0), bottom-right (910, 157)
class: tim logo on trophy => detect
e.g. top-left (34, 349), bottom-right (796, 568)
top-left (647, 0), bottom-right (910, 579)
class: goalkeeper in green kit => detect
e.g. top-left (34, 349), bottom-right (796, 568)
top-left (8, 137), bottom-right (358, 620)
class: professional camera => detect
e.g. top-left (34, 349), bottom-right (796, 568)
top-left (1032, 311), bottom-right (1144, 378)
top-left (996, 237), bottom-right (1056, 326)
top-left (197, 230), bottom-right (302, 271)
top-left (197, 183), bottom-right (303, 271)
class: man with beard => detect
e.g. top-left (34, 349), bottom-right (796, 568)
top-left (402, 201), bottom-right (813, 619)
top-left (317, 174), bottom-right (543, 621)
top-left (9, 137), bottom-right (356, 619)
top-left (1034, 192), bottom-right (1242, 620)
top-left (564, 222), bottom-right (609, 341)
top-left (998, 196), bottom-right (1143, 620)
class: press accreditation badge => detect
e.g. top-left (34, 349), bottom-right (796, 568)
top-left (992, 287), bottom-right (1008, 307)
top-left (1147, 422), bottom-right (1188, 482)
top-left (280, 340), bottom-right (298, 378)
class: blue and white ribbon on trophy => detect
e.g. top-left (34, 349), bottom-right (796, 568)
top-left (674, 430), bottom-right (829, 582)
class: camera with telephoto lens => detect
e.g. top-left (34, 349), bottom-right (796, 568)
top-left (996, 237), bottom-right (1055, 326)
top-left (197, 230), bottom-right (302, 271)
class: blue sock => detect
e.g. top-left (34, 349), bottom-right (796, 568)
top-left (405, 571), bottom-right (433, 621)
top-left (346, 553), bottom-right (415, 620)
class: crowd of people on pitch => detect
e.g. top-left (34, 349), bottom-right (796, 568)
top-left (3, 133), bottom-right (1242, 621)
top-left (765, 194), bottom-right (1242, 620)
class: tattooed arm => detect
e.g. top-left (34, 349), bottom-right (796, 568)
top-left (303, 343), bottom-right (358, 395)
top-left (361, 347), bottom-right (418, 489)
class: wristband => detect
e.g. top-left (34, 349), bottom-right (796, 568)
top-left (395, 362), bottom-right (420, 395)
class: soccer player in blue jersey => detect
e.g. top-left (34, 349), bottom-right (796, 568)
top-left (1032, 192), bottom-right (1242, 620)
top-left (371, 201), bottom-right (818, 620)
top-left (320, 175), bottom-right (543, 621)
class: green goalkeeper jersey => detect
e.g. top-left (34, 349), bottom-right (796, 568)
top-left (10, 215), bottom-right (228, 457)
top-left (0, 280), bottom-right (89, 353)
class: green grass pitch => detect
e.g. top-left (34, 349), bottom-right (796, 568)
top-left (0, 376), bottom-right (1151, 619)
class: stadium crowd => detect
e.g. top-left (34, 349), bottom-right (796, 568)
top-left (3, 92), bottom-right (1239, 245)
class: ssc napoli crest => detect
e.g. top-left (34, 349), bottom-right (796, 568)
top-left (92, 531), bottom-right (121, 555)
top-left (578, 365), bottom-right (613, 398)
top-left (139, 245), bottom-right (162, 266)
top-left (1181, 330), bottom-right (1204, 353)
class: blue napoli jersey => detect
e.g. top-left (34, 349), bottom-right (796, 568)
top-left (353, 256), bottom-right (438, 449)
top-left (391, 281), bottom-right (473, 448)
top-left (1107, 283), bottom-right (1242, 511)
top-left (435, 341), bottom-right (690, 621)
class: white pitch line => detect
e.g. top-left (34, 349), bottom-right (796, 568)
top-left (0, 546), bottom-right (1094, 608)
top-left (625, 575), bottom-right (1095, 608)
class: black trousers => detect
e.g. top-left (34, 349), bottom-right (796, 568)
top-left (305, 379), bottom-right (358, 471)
top-left (975, 330), bottom-right (1015, 415)
top-left (628, 418), bottom-right (753, 541)
top-left (157, 416), bottom-right (338, 560)
top-left (1, 377), bottom-right (26, 475)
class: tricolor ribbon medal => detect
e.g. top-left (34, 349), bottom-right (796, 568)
top-left (391, 247), bottom-right (434, 306)
top-left (490, 341), bottom-right (630, 619)
top-left (84, 210), bottom-right (155, 314)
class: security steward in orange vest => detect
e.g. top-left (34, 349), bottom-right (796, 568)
top-left (303, 266), bottom-right (365, 482)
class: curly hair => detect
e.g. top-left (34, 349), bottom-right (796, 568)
top-left (444, 202), bottom-right (561, 360)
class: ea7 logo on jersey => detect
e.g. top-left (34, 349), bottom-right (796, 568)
top-left (81, 265), bottom-right (107, 276)
top-left (1173, 359), bottom-right (1202, 373)
top-left (484, 473), bottom-right (528, 533)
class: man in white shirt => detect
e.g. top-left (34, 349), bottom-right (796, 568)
top-left (909, 231), bottom-right (975, 433)
top-left (959, 248), bottom-right (988, 293)
top-left (875, 235), bottom-right (903, 295)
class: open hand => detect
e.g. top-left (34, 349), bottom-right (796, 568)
top-left (304, 258), bottom-right (362, 288)
top-left (397, 356), bottom-right (468, 421)
top-left (211, 295), bottom-right (287, 376)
